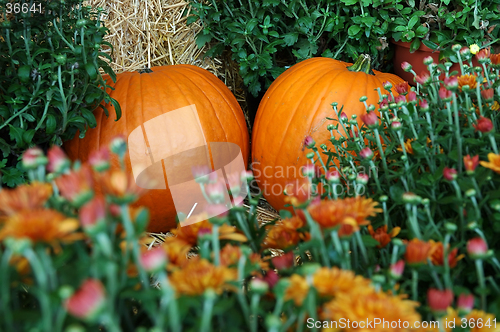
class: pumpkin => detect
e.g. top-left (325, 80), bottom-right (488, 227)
top-left (64, 65), bottom-right (249, 232)
top-left (251, 55), bottom-right (404, 213)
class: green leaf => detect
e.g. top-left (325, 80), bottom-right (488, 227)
top-left (0, 138), bottom-right (11, 157)
top-left (45, 114), bottom-right (57, 134)
top-left (1, 166), bottom-right (26, 187)
top-left (80, 109), bottom-right (97, 128)
top-left (18, 65), bottom-right (31, 83)
top-left (421, 39), bottom-right (439, 50)
top-left (8, 125), bottom-right (25, 146)
top-left (408, 16), bottom-right (419, 29)
top-left (282, 32), bottom-right (299, 46)
top-left (279, 209), bottom-right (293, 219)
top-left (246, 18), bottom-right (258, 33)
top-left (348, 25), bottom-right (361, 36)
top-left (195, 32), bottom-right (212, 48)
top-left (85, 62), bottom-right (97, 80)
top-left (22, 129), bottom-right (35, 144)
top-left (341, 0), bottom-right (358, 5)
top-left (361, 235), bottom-right (381, 247)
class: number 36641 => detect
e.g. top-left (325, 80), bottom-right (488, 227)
top-left (6, 2), bottom-right (42, 14)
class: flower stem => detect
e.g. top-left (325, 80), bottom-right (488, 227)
top-left (355, 231), bottom-right (369, 265)
top-left (212, 225), bottom-right (220, 266)
top-left (475, 259), bottom-right (487, 310)
top-left (411, 269), bottom-right (419, 301)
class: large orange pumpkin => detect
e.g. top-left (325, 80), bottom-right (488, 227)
top-left (251, 55), bottom-right (404, 212)
top-left (64, 65), bottom-right (249, 232)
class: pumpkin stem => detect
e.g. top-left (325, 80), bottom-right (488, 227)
top-left (138, 68), bottom-right (153, 74)
top-left (346, 54), bottom-right (374, 75)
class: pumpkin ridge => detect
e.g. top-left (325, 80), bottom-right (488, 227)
top-left (270, 61), bottom-right (344, 175)
top-left (255, 59), bottom-right (332, 132)
top-left (260, 60), bottom-right (338, 146)
top-left (176, 65), bottom-right (246, 148)
top-left (171, 66), bottom-right (230, 153)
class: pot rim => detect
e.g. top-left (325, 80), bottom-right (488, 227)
top-left (390, 38), bottom-right (438, 54)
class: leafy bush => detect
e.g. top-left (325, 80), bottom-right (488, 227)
top-left (389, 0), bottom-right (500, 53)
top-left (0, 0), bottom-right (119, 187)
top-left (188, 0), bottom-right (397, 96)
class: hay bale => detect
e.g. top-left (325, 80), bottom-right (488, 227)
top-left (85, 0), bottom-right (222, 76)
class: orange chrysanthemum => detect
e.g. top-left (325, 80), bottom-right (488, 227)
top-left (465, 310), bottom-right (500, 332)
top-left (491, 101), bottom-right (500, 111)
top-left (490, 53), bottom-right (500, 66)
top-left (368, 225), bottom-right (401, 248)
top-left (263, 216), bottom-right (309, 249)
top-left (284, 274), bottom-right (310, 306)
top-left (429, 240), bottom-right (464, 268)
top-left (480, 153), bottom-right (500, 174)
top-left (321, 291), bottom-right (421, 331)
top-left (169, 258), bottom-right (237, 296)
top-left (171, 219), bottom-right (247, 248)
top-left (404, 238), bottom-right (432, 266)
top-left (0, 209), bottom-right (80, 246)
top-left (307, 197), bottom-right (381, 237)
top-left (97, 169), bottom-right (148, 204)
top-left (398, 138), bottom-right (415, 155)
top-left (312, 267), bottom-right (374, 298)
top-left (0, 182), bottom-right (53, 218)
top-left (458, 74), bottom-right (478, 91)
top-left (162, 237), bottom-right (191, 268)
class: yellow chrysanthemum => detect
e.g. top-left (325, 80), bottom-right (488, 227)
top-left (169, 258), bottom-right (237, 296)
top-left (321, 291), bottom-right (421, 332)
top-left (0, 209), bottom-right (80, 248)
top-left (312, 267), bottom-right (374, 298)
top-left (284, 274), bottom-right (309, 306)
top-left (470, 44), bottom-right (480, 54)
top-left (465, 310), bottom-right (500, 332)
top-left (480, 153), bottom-right (500, 174)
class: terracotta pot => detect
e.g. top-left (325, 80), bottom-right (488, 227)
top-left (392, 39), bottom-right (479, 84)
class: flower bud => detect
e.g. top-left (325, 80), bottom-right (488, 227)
top-left (443, 167), bottom-right (457, 181)
top-left (473, 117), bottom-right (494, 133)
top-left (466, 237), bottom-right (488, 259)
top-left (303, 135), bottom-right (315, 149)
top-left (402, 192), bottom-right (422, 205)
top-left (358, 147), bottom-right (374, 160)
top-left (401, 62), bottom-right (412, 72)
top-left (389, 260), bottom-right (405, 279)
top-left (452, 44), bottom-right (462, 52)
top-left (383, 81), bottom-right (392, 90)
top-left (457, 293), bottom-right (474, 315)
top-left (427, 288), bottom-right (454, 314)
top-left (139, 247), bottom-right (167, 273)
top-left (361, 111), bottom-right (379, 128)
top-left (356, 173), bottom-right (369, 185)
top-left (47, 146), bottom-right (70, 174)
top-left (89, 147), bottom-right (111, 172)
top-left (438, 87), bottom-right (453, 101)
top-left (359, 96), bottom-right (368, 102)
top-left (326, 170), bottom-right (340, 183)
top-left (423, 56), bottom-right (434, 65)
top-left (326, 124), bottom-right (335, 131)
top-left (22, 147), bottom-right (48, 170)
top-left (109, 135), bottom-right (127, 157)
top-left (65, 279), bottom-right (106, 321)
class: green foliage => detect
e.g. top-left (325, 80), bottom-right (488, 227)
top-left (389, 0), bottom-right (500, 52)
top-left (0, 0), bottom-right (119, 187)
top-left (188, 0), bottom-right (396, 96)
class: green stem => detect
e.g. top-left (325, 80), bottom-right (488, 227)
top-left (475, 259), bottom-right (486, 310)
top-left (411, 269), bottom-right (419, 301)
top-left (355, 231), bottom-right (369, 265)
top-left (212, 225), bottom-right (221, 266)
top-left (346, 54), bottom-right (374, 75)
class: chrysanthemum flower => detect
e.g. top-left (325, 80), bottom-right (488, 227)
top-left (404, 239), bottom-right (432, 266)
top-left (465, 310), bottom-right (500, 332)
top-left (171, 219), bottom-right (247, 248)
top-left (169, 258), bottom-right (237, 296)
top-left (284, 274), bottom-right (309, 306)
top-left (321, 291), bottom-right (420, 331)
top-left (480, 153), bottom-right (500, 174)
top-left (312, 267), bottom-right (374, 298)
top-left (98, 169), bottom-right (149, 204)
top-left (56, 164), bottom-right (94, 207)
top-left (0, 209), bottom-right (80, 246)
top-left (263, 216), bottom-right (309, 250)
top-left (429, 240), bottom-right (463, 268)
top-left (367, 225), bottom-right (401, 248)
top-left (306, 197), bottom-right (381, 237)
top-left (0, 182), bottom-right (52, 217)
top-left (458, 74), bottom-right (478, 91)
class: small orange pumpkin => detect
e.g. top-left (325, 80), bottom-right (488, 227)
top-left (251, 55), bottom-right (404, 212)
top-left (64, 65), bottom-right (249, 232)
